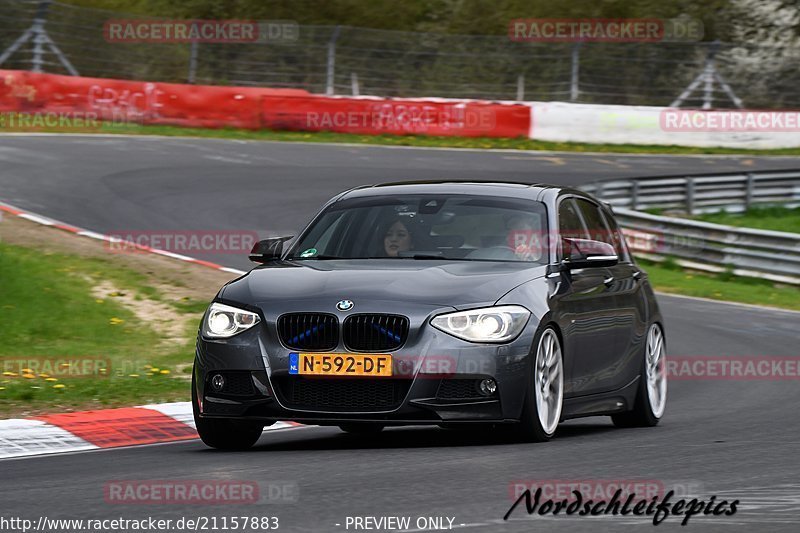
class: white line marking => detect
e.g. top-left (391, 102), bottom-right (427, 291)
top-left (656, 291), bottom-right (800, 315)
top-left (18, 213), bottom-right (54, 225)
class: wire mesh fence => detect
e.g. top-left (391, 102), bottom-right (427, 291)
top-left (2, 0), bottom-right (800, 108)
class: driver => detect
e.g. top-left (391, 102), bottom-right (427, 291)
top-left (506, 213), bottom-right (543, 261)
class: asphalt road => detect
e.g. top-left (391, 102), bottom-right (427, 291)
top-left (3, 134), bottom-right (800, 270)
top-left (2, 134), bottom-right (800, 532)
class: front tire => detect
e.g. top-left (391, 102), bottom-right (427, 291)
top-left (612, 323), bottom-right (667, 428)
top-left (515, 326), bottom-right (564, 442)
top-left (192, 371), bottom-right (264, 450)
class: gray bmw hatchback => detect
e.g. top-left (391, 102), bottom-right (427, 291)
top-left (193, 182), bottom-right (667, 449)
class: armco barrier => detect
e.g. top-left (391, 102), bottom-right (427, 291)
top-left (582, 170), bottom-right (800, 214)
top-left (582, 171), bottom-right (800, 285)
top-left (0, 70), bottom-right (530, 137)
top-left (616, 208), bottom-right (800, 285)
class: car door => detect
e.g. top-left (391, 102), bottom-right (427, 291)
top-left (597, 203), bottom-right (649, 389)
top-left (570, 197), bottom-right (644, 394)
top-left (553, 197), bottom-right (619, 397)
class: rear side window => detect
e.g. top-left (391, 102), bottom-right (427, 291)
top-left (598, 207), bottom-right (632, 262)
top-left (574, 198), bottom-right (628, 262)
top-left (558, 198), bottom-right (588, 240)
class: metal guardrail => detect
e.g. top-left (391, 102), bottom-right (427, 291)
top-left (582, 170), bottom-right (800, 285)
top-left (582, 169), bottom-right (800, 215)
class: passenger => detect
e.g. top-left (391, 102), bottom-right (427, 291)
top-left (383, 218), bottom-right (413, 257)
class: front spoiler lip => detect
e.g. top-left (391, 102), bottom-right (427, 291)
top-left (198, 415), bottom-right (517, 426)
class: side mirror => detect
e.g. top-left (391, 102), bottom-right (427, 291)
top-left (249, 236), bottom-right (293, 264)
top-left (561, 238), bottom-right (618, 269)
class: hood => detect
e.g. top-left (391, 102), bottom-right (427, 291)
top-left (221, 259), bottom-right (546, 310)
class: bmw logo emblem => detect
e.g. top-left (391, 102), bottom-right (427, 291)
top-left (336, 300), bottom-right (354, 311)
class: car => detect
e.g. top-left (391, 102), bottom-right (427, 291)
top-left (192, 181), bottom-right (667, 449)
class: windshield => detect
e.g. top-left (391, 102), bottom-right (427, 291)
top-left (287, 194), bottom-right (549, 263)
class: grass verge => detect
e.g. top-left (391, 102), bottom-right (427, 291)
top-left (691, 206), bottom-right (800, 234)
top-left (640, 258), bottom-right (800, 311)
top-left (0, 215), bottom-right (236, 418)
top-left (6, 121), bottom-right (800, 155)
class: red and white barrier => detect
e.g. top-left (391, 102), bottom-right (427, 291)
top-left (0, 70), bottom-right (531, 137)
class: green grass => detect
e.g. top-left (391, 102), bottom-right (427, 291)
top-left (0, 241), bottom-right (200, 416)
top-left (7, 120), bottom-right (800, 155)
top-left (640, 258), bottom-right (800, 311)
top-left (692, 206), bottom-right (800, 234)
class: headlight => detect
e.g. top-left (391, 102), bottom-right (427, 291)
top-left (431, 305), bottom-right (530, 343)
top-left (204, 302), bottom-right (261, 338)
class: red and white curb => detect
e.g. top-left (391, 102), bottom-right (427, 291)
top-left (0, 402), bottom-right (302, 460)
top-left (0, 200), bottom-right (295, 460)
top-left (0, 201), bottom-right (247, 276)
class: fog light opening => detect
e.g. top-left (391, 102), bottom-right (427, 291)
top-left (211, 374), bottom-right (226, 392)
top-left (478, 378), bottom-right (497, 396)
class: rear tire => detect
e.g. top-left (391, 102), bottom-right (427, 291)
top-left (339, 423), bottom-right (385, 434)
top-left (612, 323), bottom-right (667, 428)
top-left (192, 370), bottom-right (264, 450)
top-left (514, 326), bottom-right (564, 442)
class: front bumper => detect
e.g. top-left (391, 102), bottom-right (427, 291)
top-left (194, 305), bottom-right (536, 425)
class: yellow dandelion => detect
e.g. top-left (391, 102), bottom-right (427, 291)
top-left (109, 317), bottom-right (124, 325)
top-left (159, 369), bottom-right (170, 375)
top-left (95, 299), bottom-right (105, 304)
top-left (21, 368), bottom-right (33, 373)
top-left (151, 367), bottom-right (160, 372)
top-left (39, 373), bottom-right (49, 378)
top-left (45, 377), bottom-right (58, 382)
top-left (128, 373), bottom-right (140, 378)
top-left (53, 384), bottom-right (65, 390)
top-left (2, 371), bottom-right (17, 377)
top-left (22, 373), bottom-right (36, 379)
top-left (0, 387), bottom-right (5, 391)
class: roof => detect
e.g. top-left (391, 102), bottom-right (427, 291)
top-left (341, 180), bottom-right (562, 200)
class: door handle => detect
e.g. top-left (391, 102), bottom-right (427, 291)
top-left (603, 276), bottom-right (615, 286)
top-left (632, 271), bottom-right (642, 281)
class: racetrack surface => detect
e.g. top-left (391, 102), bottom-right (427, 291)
top-left (2, 135), bottom-right (800, 531)
top-left (3, 134), bottom-right (800, 270)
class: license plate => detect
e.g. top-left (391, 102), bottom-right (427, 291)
top-left (288, 353), bottom-right (392, 376)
